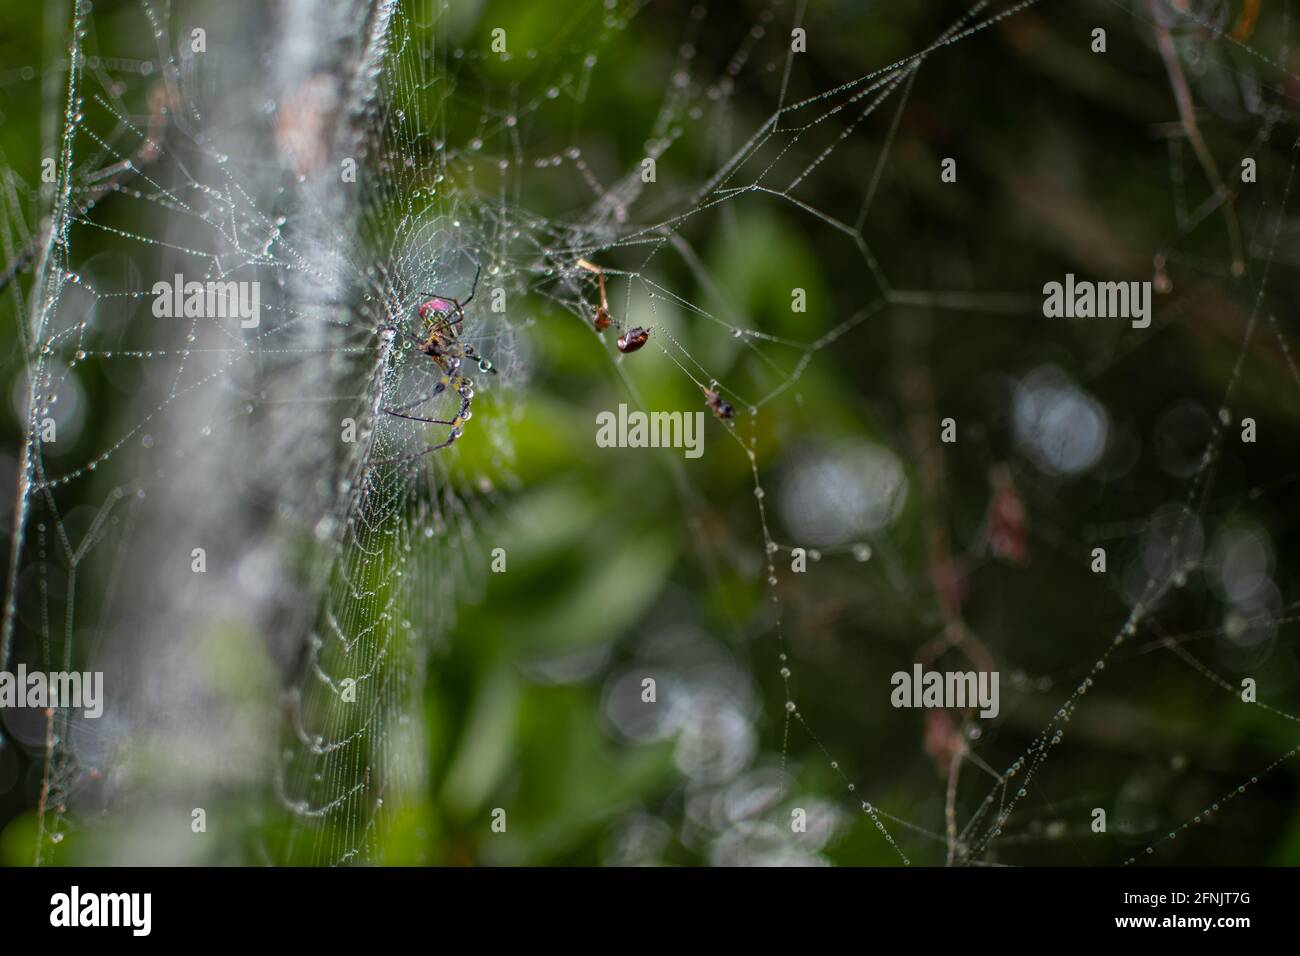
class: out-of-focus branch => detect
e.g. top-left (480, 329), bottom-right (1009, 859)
top-left (896, 309), bottom-right (995, 675)
top-left (1148, 0), bottom-right (1245, 277)
top-left (0, 82), bottom-right (168, 299)
top-left (897, 309), bottom-right (993, 867)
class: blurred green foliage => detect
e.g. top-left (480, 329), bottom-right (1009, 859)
top-left (2, 0), bottom-right (1300, 867)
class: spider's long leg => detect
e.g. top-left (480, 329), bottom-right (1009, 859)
top-left (383, 380), bottom-right (447, 415)
top-left (368, 431), bottom-right (461, 466)
top-left (381, 375), bottom-right (468, 424)
top-left (461, 263), bottom-right (480, 307)
top-left (370, 365), bottom-right (474, 467)
top-left (462, 343), bottom-right (497, 373)
top-left (381, 408), bottom-right (458, 426)
top-left (383, 323), bottom-right (428, 351)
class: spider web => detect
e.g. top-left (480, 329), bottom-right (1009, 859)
top-left (1, 0), bottom-right (1299, 867)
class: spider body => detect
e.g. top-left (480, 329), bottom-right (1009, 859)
top-left (418, 297), bottom-right (456, 321)
top-left (374, 263), bottom-right (495, 465)
top-left (414, 299), bottom-right (465, 367)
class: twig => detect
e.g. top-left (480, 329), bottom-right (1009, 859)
top-left (897, 310), bottom-right (996, 674)
top-left (945, 743), bottom-right (962, 866)
top-left (0, 81), bottom-right (167, 297)
top-left (1149, 0), bottom-right (1246, 277)
top-left (897, 309), bottom-right (995, 869)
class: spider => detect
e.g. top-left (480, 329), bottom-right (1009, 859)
top-left (373, 262), bottom-right (497, 464)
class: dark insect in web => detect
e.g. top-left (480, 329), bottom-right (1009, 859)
top-left (702, 385), bottom-right (734, 420)
top-left (576, 257), bottom-right (613, 330)
top-left (576, 258), bottom-right (651, 354)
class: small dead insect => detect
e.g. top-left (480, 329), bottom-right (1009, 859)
top-left (617, 326), bottom-right (650, 353)
top-left (703, 386), bottom-right (734, 420)
top-left (576, 258), bottom-right (649, 353)
top-left (576, 258), bottom-right (612, 331)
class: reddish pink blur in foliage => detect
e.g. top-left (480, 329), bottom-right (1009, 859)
top-left (987, 467), bottom-right (1028, 565)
